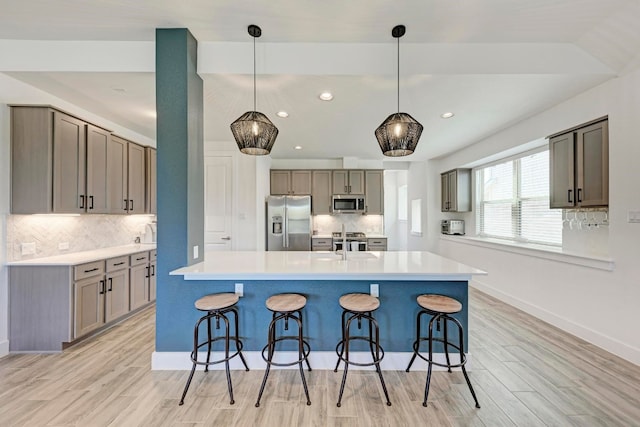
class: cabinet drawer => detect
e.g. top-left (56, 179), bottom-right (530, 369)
top-left (106, 256), bottom-right (129, 272)
top-left (150, 250), bottom-right (157, 261)
top-left (130, 252), bottom-right (149, 266)
top-left (367, 239), bottom-right (386, 245)
top-left (312, 238), bottom-right (333, 247)
top-left (74, 261), bottom-right (105, 281)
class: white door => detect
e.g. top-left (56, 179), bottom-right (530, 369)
top-left (204, 156), bottom-right (233, 251)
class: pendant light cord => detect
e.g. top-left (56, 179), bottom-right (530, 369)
top-left (253, 35), bottom-right (257, 112)
top-left (397, 35), bottom-right (400, 114)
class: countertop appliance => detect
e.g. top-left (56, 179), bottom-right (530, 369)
top-left (266, 196), bottom-right (311, 251)
top-left (332, 231), bottom-right (367, 251)
top-left (332, 195), bottom-right (366, 214)
top-left (441, 219), bottom-right (465, 235)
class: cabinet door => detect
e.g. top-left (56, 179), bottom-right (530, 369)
top-left (549, 132), bottom-right (576, 208)
top-left (127, 142), bottom-right (146, 214)
top-left (108, 135), bottom-right (129, 214)
top-left (447, 170), bottom-right (458, 212)
top-left (441, 173), bottom-right (450, 212)
top-left (145, 148), bottom-right (157, 214)
top-left (86, 125), bottom-right (110, 214)
top-left (129, 263), bottom-right (149, 310)
top-left (365, 170), bottom-right (384, 214)
top-left (312, 170), bottom-right (332, 214)
top-left (74, 276), bottom-right (105, 338)
top-left (149, 260), bottom-right (157, 302)
top-left (577, 121), bottom-right (608, 207)
top-left (270, 170), bottom-right (291, 195)
top-left (291, 170), bottom-right (312, 195)
top-left (332, 170), bottom-right (349, 194)
top-left (53, 111), bottom-right (86, 213)
top-left (105, 269), bottom-right (130, 322)
top-left (348, 170), bottom-right (365, 194)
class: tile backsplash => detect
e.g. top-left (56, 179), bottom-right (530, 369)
top-left (7, 214), bottom-right (156, 261)
top-left (313, 214), bottom-right (384, 236)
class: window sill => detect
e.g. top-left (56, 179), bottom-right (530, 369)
top-left (439, 234), bottom-right (614, 271)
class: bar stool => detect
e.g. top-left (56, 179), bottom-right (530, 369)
top-left (255, 293), bottom-right (312, 407)
top-left (334, 293), bottom-right (391, 407)
top-left (179, 292), bottom-right (249, 406)
top-left (406, 294), bottom-right (480, 408)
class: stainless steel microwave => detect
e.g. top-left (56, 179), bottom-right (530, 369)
top-left (332, 195), bottom-right (366, 214)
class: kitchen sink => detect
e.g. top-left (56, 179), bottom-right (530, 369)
top-left (310, 252), bottom-right (379, 260)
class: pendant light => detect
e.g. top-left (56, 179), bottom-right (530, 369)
top-left (375, 25), bottom-right (423, 157)
top-left (230, 25), bottom-right (278, 155)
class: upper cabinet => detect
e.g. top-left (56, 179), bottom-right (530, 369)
top-left (364, 170), bottom-right (384, 215)
top-left (311, 170), bottom-right (332, 215)
top-left (332, 170), bottom-right (364, 194)
top-left (145, 147), bottom-right (157, 214)
top-left (549, 119), bottom-right (608, 208)
top-left (270, 170), bottom-right (312, 195)
top-left (10, 106), bottom-right (154, 215)
top-left (441, 169), bottom-right (471, 212)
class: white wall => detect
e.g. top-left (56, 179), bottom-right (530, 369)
top-left (430, 68), bottom-right (640, 365)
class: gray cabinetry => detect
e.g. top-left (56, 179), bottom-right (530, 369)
top-left (86, 124), bottom-right (110, 213)
top-left (129, 252), bottom-right (150, 310)
top-left (311, 170), bottom-right (332, 214)
top-left (441, 169), bottom-right (471, 212)
top-left (73, 261), bottom-right (106, 338)
top-left (550, 119), bottom-right (608, 208)
top-left (127, 142), bottom-right (146, 214)
top-left (145, 147), bottom-right (157, 214)
top-left (270, 170), bottom-right (312, 195)
top-left (332, 170), bottom-right (364, 194)
top-left (311, 237), bottom-right (333, 251)
top-left (105, 256), bottom-right (130, 322)
top-left (367, 237), bottom-right (387, 251)
top-left (53, 111), bottom-right (87, 213)
top-left (108, 135), bottom-right (129, 213)
top-left (365, 170), bottom-right (384, 215)
top-left (149, 250), bottom-right (157, 302)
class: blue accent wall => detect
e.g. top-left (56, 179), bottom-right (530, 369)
top-left (155, 28), bottom-right (204, 351)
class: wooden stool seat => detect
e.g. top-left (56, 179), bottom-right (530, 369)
top-left (417, 294), bottom-right (462, 314)
top-left (195, 293), bottom-right (239, 311)
top-left (339, 293), bottom-right (380, 312)
top-left (266, 293), bottom-right (306, 312)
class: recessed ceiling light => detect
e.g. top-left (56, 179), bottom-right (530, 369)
top-left (441, 112), bottom-right (455, 119)
top-left (276, 111), bottom-right (289, 118)
top-left (294, 145), bottom-right (302, 150)
top-left (319, 92), bottom-right (334, 101)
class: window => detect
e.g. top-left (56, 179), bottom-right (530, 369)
top-left (398, 185), bottom-right (407, 221)
top-left (411, 199), bottom-right (422, 235)
top-left (476, 149), bottom-right (562, 246)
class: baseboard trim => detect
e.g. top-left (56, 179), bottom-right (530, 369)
top-left (471, 279), bottom-right (640, 366)
top-left (152, 350), bottom-right (472, 371)
top-left (0, 339), bottom-right (8, 358)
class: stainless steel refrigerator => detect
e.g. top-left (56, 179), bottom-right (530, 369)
top-left (266, 196), bottom-right (311, 251)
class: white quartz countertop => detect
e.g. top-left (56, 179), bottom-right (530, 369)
top-left (7, 244), bottom-right (157, 266)
top-left (171, 250), bottom-right (486, 281)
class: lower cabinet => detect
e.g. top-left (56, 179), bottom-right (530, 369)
top-left (9, 247), bottom-right (157, 352)
top-left (367, 237), bottom-right (388, 251)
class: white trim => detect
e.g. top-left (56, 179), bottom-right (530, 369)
top-left (0, 340), bottom-right (8, 358)
top-left (151, 351), bottom-right (472, 372)
top-left (440, 235), bottom-right (614, 271)
top-left (470, 279), bottom-right (640, 366)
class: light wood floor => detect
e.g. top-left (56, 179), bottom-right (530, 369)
top-left (1, 288), bottom-right (640, 426)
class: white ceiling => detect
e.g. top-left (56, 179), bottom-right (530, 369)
top-left (2, 0), bottom-right (640, 160)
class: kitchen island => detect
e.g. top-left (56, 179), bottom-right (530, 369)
top-left (157, 251), bottom-right (485, 370)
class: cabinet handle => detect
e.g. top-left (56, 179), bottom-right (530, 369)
top-left (89, 195), bottom-right (94, 210)
top-left (136, 256), bottom-right (145, 261)
top-left (130, 199), bottom-right (134, 211)
top-left (577, 188), bottom-right (582, 203)
top-left (567, 189), bottom-right (573, 203)
top-left (99, 280), bottom-right (105, 295)
top-left (124, 199), bottom-right (128, 211)
top-left (113, 261), bottom-right (125, 266)
top-left (145, 266), bottom-right (150, 279)
top-left (108, 277), bottom-right (113, 292)
top-left (79, 195), bottom-right (85, 209)
top-left (84, 267), bottom-right (99, 273)
top-left (151, 265), bottom-right (155, 276)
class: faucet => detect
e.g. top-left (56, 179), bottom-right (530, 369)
top-left (341, 224), bottom-right (347, 260)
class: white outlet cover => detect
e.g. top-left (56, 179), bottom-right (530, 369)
top-left (193, 245), bottom-right (199, 259)
top-left (21, 242), bottom-right (36, 255)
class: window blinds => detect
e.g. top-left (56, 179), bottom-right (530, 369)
top-left (476, 149), bottom-right (562, 246)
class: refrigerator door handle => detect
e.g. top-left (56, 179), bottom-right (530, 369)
top-left (284, 205), bottom-right (289, 248)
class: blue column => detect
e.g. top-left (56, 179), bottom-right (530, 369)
top-left (155, 28), bottom-right (205, 351)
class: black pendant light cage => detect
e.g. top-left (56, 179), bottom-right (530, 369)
top-left (230, 24), bottom-right (279, 155)
top-left (375, 25), bottom-right (423, 157)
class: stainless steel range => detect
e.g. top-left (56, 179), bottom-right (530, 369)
top-left (332, 231), bottom-right (367, 251)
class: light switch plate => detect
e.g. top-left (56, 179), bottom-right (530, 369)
top-left (21, 242), bottom-right (36, 256)
top-left (370, 283), bottom-right (379, 298)
top-left (193, 245), bottom-right (199, 259)
top-left (58, 242), bottom-right (70, 250)
top-left (235, 283), bottom-right (244, 297)
top-left (628, 211), bottom-right (640, 223)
